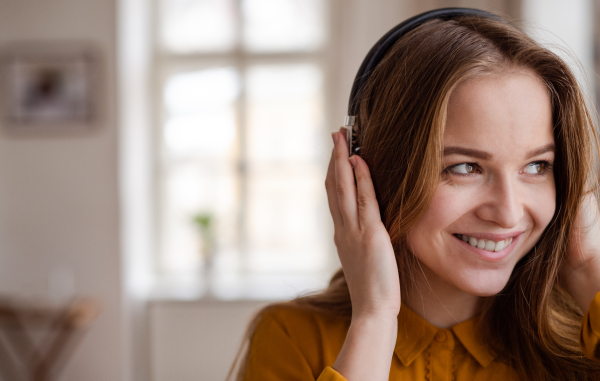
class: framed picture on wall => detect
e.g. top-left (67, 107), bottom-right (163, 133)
top-left (0, 42), bottom-right (101, 133)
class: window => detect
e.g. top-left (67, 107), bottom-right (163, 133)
top-left (153, 0), bottom-right (335, 299)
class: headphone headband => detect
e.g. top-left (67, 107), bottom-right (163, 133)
top-left (345, 8), bottom-right (502, 156)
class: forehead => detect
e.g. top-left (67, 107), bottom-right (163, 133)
top-left (444, 71), bottom-right (554, 156)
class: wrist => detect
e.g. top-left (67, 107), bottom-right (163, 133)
top-left (334, 311), bottom-right (397, 380)
top-left (350, 311), bottom-right (399, 340)
top-left (351, 307), bottom-right (400, 324)
top-left (351, 311), bottom-right (399, 325)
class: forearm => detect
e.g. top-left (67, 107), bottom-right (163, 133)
top-left (562, 257), bottom-right (600, 312)
top-left (333, 313), bottom-right (397, 381)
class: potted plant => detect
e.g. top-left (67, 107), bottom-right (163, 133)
top-left (192, 212), bottom-right (216, 269)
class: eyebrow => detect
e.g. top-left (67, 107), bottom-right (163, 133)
top-left (524, 143), bottom-right (556, 159)
top-left (443, 143), bottom-right (556, 160)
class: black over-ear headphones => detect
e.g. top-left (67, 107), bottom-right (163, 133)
top-left (344, 7), bottom-right (502, 157)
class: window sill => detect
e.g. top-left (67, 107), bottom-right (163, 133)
top-left (148, 270), bottom-right (335, 302)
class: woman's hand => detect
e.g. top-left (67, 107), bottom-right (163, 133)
top-left (561, 192), bottom-right (600, 311)
top-left (326, 128), bottom-right (400, 380)
top-left (326, 128), bottom-right (401, 319)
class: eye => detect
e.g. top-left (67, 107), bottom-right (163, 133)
top-left (521, 161), bottom-right (552, 175)
top-left (447, 163), bottom-right (478, 175)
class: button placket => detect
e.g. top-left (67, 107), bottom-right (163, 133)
top-left (430, 329), bottom-right (454, 380)
top-left (425, 348), bottom-right (432, 380)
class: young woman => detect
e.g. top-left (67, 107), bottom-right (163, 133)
top-left (233, 9), bottom-right (600, 381)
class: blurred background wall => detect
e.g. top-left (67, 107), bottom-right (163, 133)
top-left (0, 0), bottom-right (124, 380)
top-left (0, 0), bottom-right (595, 380)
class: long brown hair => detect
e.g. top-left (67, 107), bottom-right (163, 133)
top-left (230, 14), bottom-right (600, 380)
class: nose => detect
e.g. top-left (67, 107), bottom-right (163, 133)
top-left (475, 174), bottom-right (523, 229)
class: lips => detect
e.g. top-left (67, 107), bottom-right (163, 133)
top-left (453, 233), bottom-right (520, 262)
top-left (453, 234), bottom-right (512, 252)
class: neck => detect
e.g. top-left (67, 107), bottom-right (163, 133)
top-left (402, 262), bottom-right (480, 328)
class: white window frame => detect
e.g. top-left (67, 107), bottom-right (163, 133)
top-left (148, 0), bottom-right (339, 300)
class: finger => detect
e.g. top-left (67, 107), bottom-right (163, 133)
top-left (325, 147), bottom-right (344, 228)
top-left (333, 131), bottom-right (358, 229)
top-left (351, 154), bottom-right (382, 229)
top-left (340, 127), bottom-right (348, 153)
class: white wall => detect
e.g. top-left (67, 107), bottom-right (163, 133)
top-left (523, 0), bottom-right (594, 98)
top-left (0, 0), bottom-right (125, 380)
top-left (150, 300), bottom-right (268, 381)
top-left (118, 0), bottom-right (154, 378)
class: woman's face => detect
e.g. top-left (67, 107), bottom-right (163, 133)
top-left (406, 70), bottom-right (556, 297)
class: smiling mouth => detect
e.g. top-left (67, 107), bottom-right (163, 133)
top-left (453, 234), bottom-right (513, 253)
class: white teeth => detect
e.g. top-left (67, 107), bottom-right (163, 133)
top-left (494, 241), bottom-right (505, 252)
top-left (459, 234), bottom-right (513, 253)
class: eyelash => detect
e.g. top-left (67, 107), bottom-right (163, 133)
top-left (443, 160), bottom-right (554, 177)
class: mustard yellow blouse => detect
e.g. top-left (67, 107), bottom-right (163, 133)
top-left (243, 291), bottom-right (600, 380)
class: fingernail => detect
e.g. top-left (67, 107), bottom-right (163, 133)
top-left (332, 132), bottom-right (339, 144)
top-left (349, 156), bottom-right (357, 168)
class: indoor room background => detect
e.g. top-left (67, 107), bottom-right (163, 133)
top-left (0, 0), bottom-right (596, 380)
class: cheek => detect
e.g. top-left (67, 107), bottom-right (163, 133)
top-left (418, 184), bottom-right (477, 229)
top-left (430, 184), bottom-right (476, 216)
top-left (527, 183), bottom-right (556, 234)
top-left (407, 185), bottom-right (466, 247)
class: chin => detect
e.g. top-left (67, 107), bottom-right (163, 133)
top-left (454, 269), bottom-right (513, 297)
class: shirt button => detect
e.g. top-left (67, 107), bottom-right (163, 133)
top-left (435, 331), bottom-right (446, 342)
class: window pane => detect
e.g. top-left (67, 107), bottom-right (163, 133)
top-left (164, 67), bottom-right (240, 115)
top-left (242, 0), bottom-right (325, 52)
top-left (163, 67), bottom-right (240, 159)
top-left (245, 63), bottom-right (327, 275)
top-left (160, 160), bottom-right (240, 275)
top-left (161, 67), bottom-right (242, 276)
top-left (246, 165), bottom-right (328, 273)
top-left (160, 0), bottom-right (237, 53)
top-left (246, 64), bottom-right (324, 162)
top-left (164, 110), bottom-right (237, 158)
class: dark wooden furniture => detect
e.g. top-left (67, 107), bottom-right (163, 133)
top-left (0, 298), bottom-right (99, 381)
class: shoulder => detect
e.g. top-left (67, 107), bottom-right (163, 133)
top-left (258, 302), bottom-right (349, 326)
top-left (246, 302), bottom-right (349, 377)
top-left (253, 302), bottom-right (350, 345)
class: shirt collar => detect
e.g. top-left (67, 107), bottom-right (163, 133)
top-left (394, 303), bottom-right (497, 367)
top-left (451, 315), bottom-right (497, 367)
